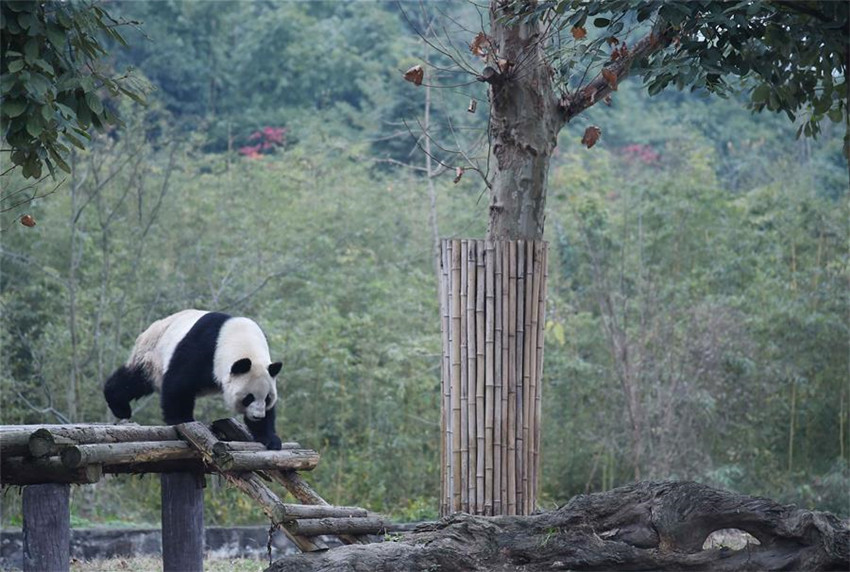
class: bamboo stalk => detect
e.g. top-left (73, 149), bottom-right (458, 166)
top-left (527, 241), bottom-right (542, 513)
top-left (461, 239), bottom-right (471, 513)
top-left (494, 241), bottom-right (504, 515)
top-left (466, 240), bottom-right (477, 513)
top-left (516, 240), bottom-right (526, 513)
top-left (484, 240), bottom-right (495, 516)
top-left (507, 240), bottom-right (517, 515)
top-left (450, 240), bottom-right (463, 513)
top-left (475, 240), bottom-right (486, 514)
top-left (534, 243), bottom-right (548, 505)
top-left (439, 239), bottom-right (451, 516)
top-left (522, 240), bottom-right (535, 513)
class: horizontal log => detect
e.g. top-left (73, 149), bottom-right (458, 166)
top-left (289, 516), bottom-right (398, 537)
top-left (28, 429), bottom-right (76, 458)
top-left (1, 456), bottom-right (102, 485)
top-left (0, 423), bottom-right (116, 432)
top-left (61, 441), bottom-right (197, 468)
top-left (36, 424), bottom-right (180, 443)
top-left (103, 459), bottom-right (210, 475)
top-left (0, 431), bottom-right (33, 456)
top-left (226, 450), bottom-right (320, 472)
top-left (278, 504), bottom-right (368, 522)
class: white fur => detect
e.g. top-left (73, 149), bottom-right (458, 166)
top-left (214, 317), bottom-right (278, 418)
top-left (128, 309), bottom-right (208, 389)
top-left (127, 310), bottom-right (278, 419)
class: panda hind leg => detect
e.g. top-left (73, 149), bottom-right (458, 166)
top-left (245, 405), bottom-right (282, 450)
top-left (104, 365), bottom-right (154, 419)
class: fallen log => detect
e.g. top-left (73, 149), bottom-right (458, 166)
top-left (265, 481), bottom-right (850, 572)
top-left (289, 516), bottom-right (398, 537)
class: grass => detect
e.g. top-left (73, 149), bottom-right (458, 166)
top-left (69, 556), bottom-right (269, 572)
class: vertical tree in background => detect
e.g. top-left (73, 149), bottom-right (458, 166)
top-left (425, 0), bottom-right (848, 513)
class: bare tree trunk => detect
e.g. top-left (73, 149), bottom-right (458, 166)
top-left (485, 1), bottom-right (563, 242)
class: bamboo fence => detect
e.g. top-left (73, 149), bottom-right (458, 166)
top-left (439, 239), bottom-right (548, 516)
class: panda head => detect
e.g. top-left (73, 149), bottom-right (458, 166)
top-left (227, 358), bottom-right (282, 421)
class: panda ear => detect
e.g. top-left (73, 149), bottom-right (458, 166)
top-left (268, 362), bottom-right (282, 378)
top-left (231, 358), bottom-right (252, 375)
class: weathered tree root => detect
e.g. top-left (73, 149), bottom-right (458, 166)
top-left (266, 481), bottom-right (849, 572)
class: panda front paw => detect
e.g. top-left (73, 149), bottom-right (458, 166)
top-left (265, 434), bottom-right (282, 451)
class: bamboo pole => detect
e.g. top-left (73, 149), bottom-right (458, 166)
top-left (460, 239), bottom-right (470, 513)
top-left (450, 240), bottom-right (463, 513)
top-left (439, 239), bottom-right (451, 516)
top-left (515, 240), bottom-right (526, 512)
top-left (521, 241), bottom-right (534, 513)
top-left (526, 241), bottom-right (541, 513)
top-left (507, 241), bottom-right (517, 515)
top-left (466, 240), bottom-right (478, 513)
top-left (484, 240), bottom-right (495, 516)
top-left (494, 241), bottom-right (504, 515)
top-left (534, 244), bottom-right (548, 505)
top-left (475, 240), bottom-right (486, 514)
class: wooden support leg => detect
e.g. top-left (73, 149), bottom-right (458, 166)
top-left (23, 483), bottom-right (70, 572)
top-left (161, 472), bottom-right (204, 572)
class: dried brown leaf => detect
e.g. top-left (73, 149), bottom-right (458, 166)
top-left (470, 32), bottom-right (492, 58)
top-left (20, 214), bottom-right (36, 227)
top-left (571, 26), bottom-right (587, 40)
top-left (403, 65), bottom-right (424, 86)
top-left (453, 167), bottom-right (464, 184)
top-left (602, 68), bottom-right (618, 90)
top-left (468, 99), bottom-right (478, 113)
top-left (581, 126), bottom-right (602, 149)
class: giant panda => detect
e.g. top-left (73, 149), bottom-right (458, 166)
top-left (104, 309), bottom-right (283, 449)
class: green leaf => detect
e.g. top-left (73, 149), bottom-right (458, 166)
top-left (23, 38), bottom-right (39, 64)
top-left (827, 107), bottom-right (843, 123)
top-left (26, 116), bottom-right (43, 137)
top-left (593, 17), bottom-right (610, 27)
top-left (45, 22), bottom-right (65, 48)
top-left (3, 100), bottom-right (27, 118)
top-left (85, 92), bottom-right (103, 115)
top-left (7, 58), bottom-right (25, 73)
top-left (47, 144), bottom-right (71, 173)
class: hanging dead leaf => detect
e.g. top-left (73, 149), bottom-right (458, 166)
top-left (581, 126), bottom-right (601, 149)
top-left (496, 58), bottom-right (512, 73)
top-left (453, 167), bottom-right (464, 184)
top-left (606, 36), bottom-right (620, 46)
top-left (468, 99), bottom-right (478, 113)
top-left (604, 95), bottom-right (613, 106)
top-left (403, 65), bottom-right (424, 86)
top-left (602, 68), bottom-right (618, 90)
top-left (571, 26), bottom-right (587, 40)
top-left (20, 214), bottom-right (36, 227)
top-left (470, 32), bottom-right (492, 58)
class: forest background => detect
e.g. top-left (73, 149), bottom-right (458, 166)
top-left (1, 1), bottom-right (847, 527)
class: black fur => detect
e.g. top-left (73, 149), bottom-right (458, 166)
top-left (104, 364), bottom-right (154, 419)
top-left (246, 404), bottom-right (281, 450)
top-left (269, 362), bottom-right (282, 377)
top-left (160, 312), bottom-right (230, 425)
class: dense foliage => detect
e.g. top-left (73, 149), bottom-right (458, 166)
top-left (1, 1), bottom-right (847, 525)
top-left (0, 0), bottom-right (147, 179)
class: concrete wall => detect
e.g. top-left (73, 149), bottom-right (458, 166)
top-left (0, 526), bottom-right (341, 569)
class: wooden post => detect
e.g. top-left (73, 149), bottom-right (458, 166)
top-left (161, 472), bottom-right (204, 572)
top-left (23, 484), bottom-right (70, 572)
top-left (439, 240), bottom-right (547, 516)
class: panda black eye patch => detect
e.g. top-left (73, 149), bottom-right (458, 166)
top-left (241, 394), bottom-right (256, 407)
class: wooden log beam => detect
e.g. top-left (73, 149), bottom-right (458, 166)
top-left (161, 472), bottom-right (204, 572)
top-left (176, 421), bottom-right (327, 553)
top-left (23, 483), bottom-right (70, 572)
top-left (289, 516), bottom-right (398, 537)
top-left (226, 450), bottom-right (320, 472)
top-left (278, 504), bottom-right (368, 522)
top-left (210, 418), bottom-right (367, 546)
top-left (61, 441), bottom-right (197, 468)
top-left (0, 431), bottom-right (34, 456)
top-left (1, 457), bottom-right (102, 485)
